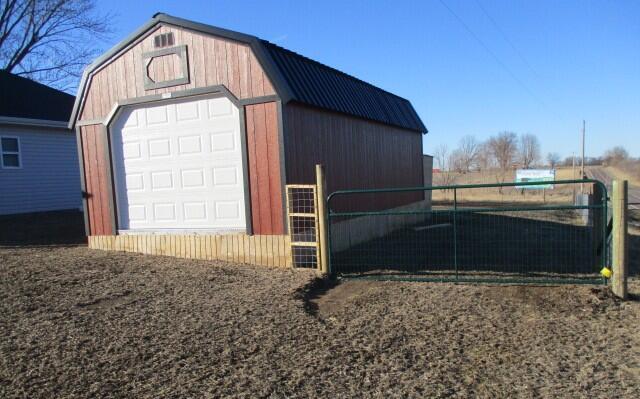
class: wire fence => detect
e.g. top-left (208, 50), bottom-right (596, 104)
top-left (286, 185), bottom-right (319, 269)
top-left (328, 179), bottom-right (609, 284)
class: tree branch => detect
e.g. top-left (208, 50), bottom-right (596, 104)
top-left (0, 0), bottom-right (112, 90)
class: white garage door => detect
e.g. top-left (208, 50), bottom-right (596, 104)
top-left (111, 95), bottom-right (247, 232)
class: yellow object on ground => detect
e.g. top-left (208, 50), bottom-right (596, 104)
top-left (600, 267), bottom-right (612, 279)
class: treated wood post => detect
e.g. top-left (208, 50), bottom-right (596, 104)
top-left (316, 164), bottom-right (329, 275)
top-left (612, 180), bottom-right (628, 299)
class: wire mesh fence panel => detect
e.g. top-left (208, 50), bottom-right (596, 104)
top-left (286, 185), bottom-right (319, 269)
top-left (292, 246), bottom-right (318, 268)
top-left (329, 212), bottom-right (454, 276)
top-left (328, 179), bottom-right (609, 284)
top-left (455, 210), bottom-right (596, 277)
top-left (287, 186), bottom-right (317, 214)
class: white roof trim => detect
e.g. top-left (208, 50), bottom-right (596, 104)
top-left (0, 116), bottom-right (70, 130)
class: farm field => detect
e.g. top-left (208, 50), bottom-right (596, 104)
top-left (432, 166), bottom-right (593, 205)
top-left (2, 245), bottom-right (640, 398)
top-left (605, 162), bottom-right (640, 187)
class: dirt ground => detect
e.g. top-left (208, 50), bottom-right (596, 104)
top-left (1, 246), bottom-right (640, 398)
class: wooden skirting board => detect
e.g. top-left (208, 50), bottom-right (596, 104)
top-left (88, 234), bottom-right (292, 268)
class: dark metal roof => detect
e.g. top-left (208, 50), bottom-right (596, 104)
top-left (262, 41), bottom-right (427, 133)
top-left (70, 13), bottom-right (427, 133)
top-left (0, 70), bottom-right (74, 122)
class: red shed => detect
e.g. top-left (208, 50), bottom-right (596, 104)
top-left (70, 13), bottom-right (427, 242)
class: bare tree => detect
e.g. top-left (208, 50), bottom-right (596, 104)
top-left (476, 142), bottom-right (494, 171)
top-left (457, 135), bottom-right (479, 173)
top-left (449, 150), bottom-right (465, 174)
top-left (487, 131), bottom-right (518, 171)
top-left (546, 152), bottom-right (560, 168)
top-left (434, 144), bottom-right (448, 171)
top-left (519, 133), bottom-right (541, 168)
top-left (561, 156), bottom-right (574, 167)
top-left (603, 146), bottom-right (629, 165)
top-left (432, 144), bottom-right (456, 186)
top-left (487, 131), bottom-right (517, 190)
top-left (438, 151), bottom-right (458, 186)
top-left (0, 0), bottom-right (112, 90)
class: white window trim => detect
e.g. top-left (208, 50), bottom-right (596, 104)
top-left (0, 135), bottom-right (22, 169)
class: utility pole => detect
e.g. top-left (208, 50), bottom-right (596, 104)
top-left (581, 120), bottom-right (585, 194)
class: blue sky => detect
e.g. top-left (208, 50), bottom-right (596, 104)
top-left (94, 0), bottom-right (640, 159)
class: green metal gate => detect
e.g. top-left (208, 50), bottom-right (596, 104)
top-left (327, 179), bottom-right (609, 284)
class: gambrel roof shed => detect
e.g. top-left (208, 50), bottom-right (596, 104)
top-left (71, 13), bottom-right (427, 237)
top-left (71, 13), bottom-right (426, 133)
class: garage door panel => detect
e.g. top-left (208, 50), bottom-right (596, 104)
top-left (153, 202), bottom-right (177, 221)
top-left (150, 170), bottom-right (174, 191)
top-left (210, 130), bottom-right (237, 152)
top-left (125, 173), bottom-right (144, 191)
top-left (176, 101), bottom-right (200, 121)
top-left (181, 168), bottom-right (206, 189)
top-left (123, 141), bottom-right (142, 160)
top-left (145, 104), bottom-right (170, 125)
top-left (177, 135), bottom-right (202, 154)
top-left (212, 166), bottom-right (240, 187)
top-left (147, 138), bottom-right (172, 158)
top-left (123, 109), bottom-right (140, 128)
top-left (128, 204), bottom-right (146, 221)
top-left (208, 97), bottom-right (234, 118)
top-left (122, 199), bottom-right (246, 229)
top-left (112, 95), bottom-right (247, 232)
top-left (183, 202), bottom-right (208, 221)
top-left (215, 201), bottom-right (241, 220)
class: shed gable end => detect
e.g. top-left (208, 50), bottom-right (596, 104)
top-left (78, 24), bottom-right (276, 122)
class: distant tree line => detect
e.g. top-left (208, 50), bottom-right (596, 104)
top-left (433, 133), bottom-right (634, 185)
top-left (434, 135), bottom-right (632, 174)
top-left (434, 131), bottom-right (541, 175)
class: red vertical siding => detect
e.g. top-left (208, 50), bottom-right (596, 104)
top-left (77, 24), bottom-right (276, 121)
top-left (245, 102), bottom-right (284, 235)
top-left (80, 125), bottom-right (113, 235)
top-left (283, 103), bottom-right (424, 212)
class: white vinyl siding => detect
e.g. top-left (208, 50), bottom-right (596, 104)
top-left (0, 125), bottom-right (81, 215)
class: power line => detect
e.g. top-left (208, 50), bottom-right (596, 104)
top-left (438, 0), bottom-right (548, 110)
top-left (474, 0), bottom-right (540, 78)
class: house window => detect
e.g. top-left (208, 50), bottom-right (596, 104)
top-left (1, 137), bottom-right (21, 168)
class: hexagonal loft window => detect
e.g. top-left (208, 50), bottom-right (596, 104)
top-left (146, 53), bottom-right (183, 83)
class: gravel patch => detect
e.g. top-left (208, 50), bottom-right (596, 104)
top-left (1, 246), bottom-right (639, 398)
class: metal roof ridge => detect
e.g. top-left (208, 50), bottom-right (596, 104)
top-left (260, 40), bottom-right (414, 104)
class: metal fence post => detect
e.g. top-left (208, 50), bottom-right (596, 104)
top-left (316, 164), bottom-right (329, 275)
top-left (453, 187), bottom-right (458, 280)
top-left (601, 181), bottom-right (608, 271)
top-left (612, 180), bottom-right (628, 299)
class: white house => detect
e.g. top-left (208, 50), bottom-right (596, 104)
top-left (0, 71), bottom-right (81, 215)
